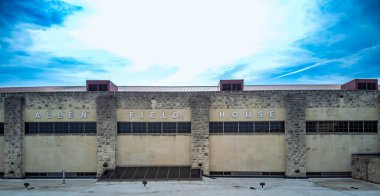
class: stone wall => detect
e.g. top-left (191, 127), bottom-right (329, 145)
top-left (352, 154), bottom-right (380, 184)
top-left (0, 90), bottom-right (379, 178)
top-left (96, 95), bottom-right (117, 177)
top-left (190, 95), bottom-right (210, 175)
top-left (368, 157), bottom-right (380, 183)
top-left (4, 96), bottom-right (24, 178)
top-left (285, 94), bottom-right (306, 177)
top-left (352, 155), bottom-right (368, 181)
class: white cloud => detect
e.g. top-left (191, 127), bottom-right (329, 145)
top-left (25, 0), bottom-right (324, 85)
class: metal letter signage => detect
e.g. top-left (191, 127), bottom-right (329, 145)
top-left (215, 110), bottom-right (276, 119)
top-left (33, 111), bottom-right (90, 120)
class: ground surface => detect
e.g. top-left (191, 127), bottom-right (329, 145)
top-left (0, 177), bottom-right (380, 196)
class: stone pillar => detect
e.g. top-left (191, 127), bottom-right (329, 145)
top-left (96, 95), bottom-right (117, 177)
top-left (190, 95), bottom-right (210, 175)
top-left (285, 94), bottom-right (306, 178)
top-left (4, 96), bottom-right (24, 178)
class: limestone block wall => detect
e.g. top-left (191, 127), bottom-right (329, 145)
top-left (352, 154), bottom-right (380, 184)
top-left (190, 96), bottom-right (210, 175)
top-left (368, 157), bottom-right (380, 183)
top-left (96, 95), bottom-right (117, 177)
top-left (285, 94), bottom-right (306, 177)
top-left (4, 96), bottom-right (24, 178)
top-left (0, 137), bottom-right (4, 172)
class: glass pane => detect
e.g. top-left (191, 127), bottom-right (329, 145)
top-left (118, 122), bottom-right (132, 133)
top-left (224, 122), bottom-right (238, 133)
top-left (85, 122), bottom-right (97, 133)
top-left (0, 123), bottom-right (4, 134)
top-left (270, 121), bottom-right (284, 132)
top-left (69, 122), bottom-right (84, 133)
top-left (209, 122), bottom-right (223, 133)
top-left (255, 122), bottom-right (269, 132)
top-left (148, 122), bottom-right (162, 133)
top-left (349, 121), bottom-right (363, 132)
top-left (163, 122), bottom-right (176, 133)
top-left (25, 123), bottom-right (39, 134)
top-left (54, 122), bottom-right (68, 133)
top-left (306, 122), bottom-right (318, 132)
top-left (178, 122), bottom-right (191, 133)
top-left (132, 122), bottom-right (147, 133)
top-left (239, 122), bottom-right (254, 133)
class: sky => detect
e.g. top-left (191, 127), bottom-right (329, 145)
top-left (0, 0), bottom-right (379, 87)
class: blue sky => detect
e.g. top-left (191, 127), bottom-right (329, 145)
top-left (0, 0), bottom-right (379, 87)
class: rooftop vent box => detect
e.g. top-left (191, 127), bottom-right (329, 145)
top-left (86, 80), bottom-right (118, 92)
top-left (341, 79), bottom-right (378, 90)
top-left (219, 79), bottom-right (244, 91)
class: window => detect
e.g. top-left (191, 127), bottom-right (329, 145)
top-left (88, 84), bottom-right (108, 91)
top-left (222, 83), bottom-right (242, 91)
top-left (306, 122), bottom-right (318, 132)
top-left (224, 122), bottom-right (238, 133)
top-left (255, 122), bottom-right (269, 132)
top-left (85, 122), bottom-right (97, 133)
top-left (367, 83), bottom-right (377, 90)
top-left (319, 122), bottom-right (334, 132)
top-left (239, 122), bottom-right (254, 133)
top-left (209, 122), bottom-right (223, 133)
top-left (364, 121), bottom-right (377, 133)
top-left (232, 83), bottom-right (242, 91)
top-left (270, 122), bottom-right (284, 132)
top-left (334, 122), bottom-right (348, 132)
top-left (148, 122), bottom-right (162, 133)
top-left (118, 122), bottom-right (132, 133)
top-left (39, 122), bottom-right (54, 134)
top-left (132, 122), bottom-right (146, 133)
top-left (69, 122), bottom-right (84, 133)
top-left (306, 121), bottom-right (377, 133)
top-left (358, 82), bottom-right (377, 90)
top-left (98, 84), bottom-right (108, 91)
top-left (24, 122), bottom-right (96, 135)
top-left (358, 83), bottom-right (367, 90)
top-left (118, 122), bottom-right (191, 134)
top-left (25, 123), bottom-right (39, 134)
top-left (178, 122), bottom-right (191, 133)
top-left (349, 121), bottom-right (363, 132)
top-left (54, 122), bottom-right (68, 133)
top-left (222, 84), bottom-right (232, 91)
top-left (89, 84), bottom-right (98, 91)
top-left (163, 122), bottom-right (176, 133)
top-left (0, 123), bottom-right (4, 135)
top-left (210, 121), bottom-right (284, 134)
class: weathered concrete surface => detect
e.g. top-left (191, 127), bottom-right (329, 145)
top-left (96, 96), bottom-right (117, 177)
top-left (4, 96), bottom-right (24, 178)
top-left (1, 178), bottom-right (380, 196)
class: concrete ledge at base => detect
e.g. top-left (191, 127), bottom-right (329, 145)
top-left (352, 153), bottom-right (380, 184)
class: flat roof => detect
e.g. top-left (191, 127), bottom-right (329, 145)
top-left (0, 84), bottom-right (348, 93)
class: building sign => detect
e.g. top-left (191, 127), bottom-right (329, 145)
top-left (34, 111), bottom-right (89, 119)
top-left (209, 109), bottom-right (286, 121)
top-left (24, 110), bottom-right (96, 122)
top-left (116, 109), bottom-right (191, 122)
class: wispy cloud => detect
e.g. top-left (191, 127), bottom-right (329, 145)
top-left (0, 0), bottom-right (379, 86)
